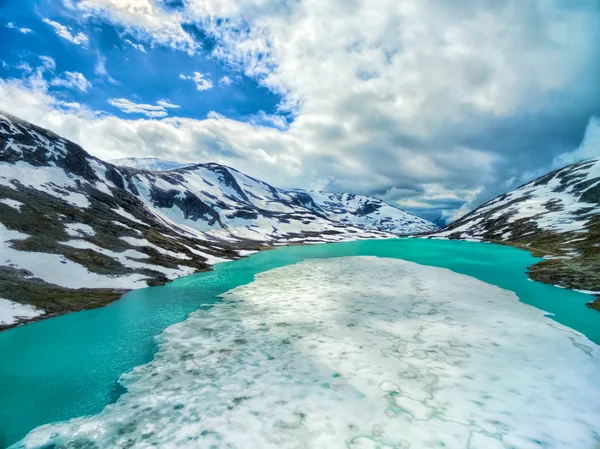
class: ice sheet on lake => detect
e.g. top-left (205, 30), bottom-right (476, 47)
top-left (14, 257), bottom-right (600, 449)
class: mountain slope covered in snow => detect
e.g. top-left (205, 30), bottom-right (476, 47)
top-left (109, 159), bottom-right (437, 236)
top-left (0, 112), bottom-right (435, 328)
top-left (431, 159), bottom-right (600, 305)
top-left (289, 190), bottom-right (436, 234)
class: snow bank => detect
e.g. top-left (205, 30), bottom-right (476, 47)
top-left (15, 257), bottom-right (600, 449)
top-left (0, 223), bottom-right (148, 289)
top-left (0, 198), bottom-right (23, 211)
top-left (0, 298), bottom-right (44, 326)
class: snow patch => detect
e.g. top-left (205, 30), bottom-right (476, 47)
top-left (114, 207), bottom-right (147, 227)
top-left (64, 223), bottom-right (95, 238)
top-left (0, 223), bottom-right (147, 289)
top-left (120, 236), bottom-right (191, 260)
top-left (0, 162), bottom-right (90, 208)
top-left (0, 298), bottom-right (44, 326)
top-left (0, 198), bottom-right (23, 211)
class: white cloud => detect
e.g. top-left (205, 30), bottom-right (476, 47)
top-left (179, 72), bottom-right (213, 91)
top-left (51, 71), bottom-right (92, 92)
top-left (38, 56), bottom-right (56, 71)
top-left (124, 39), bottom-right (147, 53)
top-left (554, 116), bottom-right (600, 167)
top-left (74, 0), bottom-right (196, 54)
top-left (0, 76), bottom-right (304, 186)
top-left (94, 55), bottom-right (108, 76)
top-left (57, 101), bottom-right (82, 110)
top-left (251, 111), bottom-right (288, 130)
top-left (207, 111), bottom-right (224, 119)
top-left (42, 18), bottom-right (89, 46)
top-left (107, 98), bottom-right (180, 118)
top-left (94, 54), bottom-right (118, 84)
top-left (6, 22), bottom-right (33, 34)
top-left (218, 76), bottom-right (233, 87)
top-left (156, 99), bottom-right (180, 109)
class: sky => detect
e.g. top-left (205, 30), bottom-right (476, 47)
top-left (1, 0), bottom-right (600, 223)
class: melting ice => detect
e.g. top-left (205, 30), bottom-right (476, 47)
top-left (15, 257), bottom-right (600, 448)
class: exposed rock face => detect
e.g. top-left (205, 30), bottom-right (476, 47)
top-left (287, 191), bottom-right (438, 235)
top-left (0, 111), bottom-right (436, 329)
top-left (430, 158), bottom-right (600, 300)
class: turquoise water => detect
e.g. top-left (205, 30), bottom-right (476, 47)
top-left (1, 238), bottom-right (598, 448)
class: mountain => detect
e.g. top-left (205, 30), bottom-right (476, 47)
top-left (289, 190), bottom-right (436, 235)
top-left (109, 158), bottom-right (437, 235)
top-left (0, 111), bottom-right (436, 329)
top-left (431, 158), bottom-right (600, 308)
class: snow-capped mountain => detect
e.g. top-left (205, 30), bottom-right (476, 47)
top-left (431, 158), bottom-right (600, 303)
top-left (111, 158), bottom-right (436, 236)
top-left (433, 158), bottom-right (600, 240)
top-left (0, 111), bottom-right (435, 328)
top-left (290, 190), bottom-right (436, 234)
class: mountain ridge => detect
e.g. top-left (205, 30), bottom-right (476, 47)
top-left (110, 157), bottom-right (437, 236)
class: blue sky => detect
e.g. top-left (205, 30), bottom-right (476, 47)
top-left (1, 0), bottom-right (600, 223)
top-left (0, 0), bottom-right (285, 125)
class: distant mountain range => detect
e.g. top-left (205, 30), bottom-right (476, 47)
top-left (0, 112), bottom-right (436, 329)
top-left (109, 157), bottom-right (438, 237)
top-left (431, 158), bottom-right (600, 309)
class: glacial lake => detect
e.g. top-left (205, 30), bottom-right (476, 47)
top-left (1, 238), bottom-right (599, 447)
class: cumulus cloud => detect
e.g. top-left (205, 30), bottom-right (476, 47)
top-left (6, 22), bottom-right (33, 34)
top-left (73, 0), bottom-right (196, 54)
top-left (6, 0), bottom-right (600, 219)
top-left (42, 18), bottom-right (89, 46)
top-left (107, 98), bottom-right (181, 118)
top-left (51, 71), bottom-right (92, 92)
top-left (179, 72), bottom-right (213, 91)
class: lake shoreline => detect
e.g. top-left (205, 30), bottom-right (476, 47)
top-left (424, 235), bottom-right (600, 312)
top-left (3, 235), bottom-right (599, 333)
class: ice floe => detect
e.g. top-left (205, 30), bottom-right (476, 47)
top-left (13, 257), bottom-right (600, 448)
